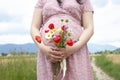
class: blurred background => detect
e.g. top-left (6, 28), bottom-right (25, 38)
top-left (0, 0), bottom-right (120, 80)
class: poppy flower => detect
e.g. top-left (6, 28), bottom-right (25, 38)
top-left (45, 29), bottom-right (49, 33)
top-left (35, 36), bottom-right (41, 43)
top-left (66, 38), bottom-right (73, 46)
top-left (48, 23), bottom-right (54, 29)
top-left (61, 25), bottom-right (65, 31)
top-left (61, 25), bottom-right (68, 33)
top-left (52, 35), bottom-right (61, 44)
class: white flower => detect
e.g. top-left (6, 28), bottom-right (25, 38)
top-left (45, 33), bottom-right (52, 39)
top-left (45, 30), bottom-right (55, 39)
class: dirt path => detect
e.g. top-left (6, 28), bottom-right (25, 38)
top-left (91, 57), bottom-right (114, 80)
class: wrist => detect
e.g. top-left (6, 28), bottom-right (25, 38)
top-left (38, 42), bottom-right (45, 49)
top-left (73, 41), bottom-right (81, 52)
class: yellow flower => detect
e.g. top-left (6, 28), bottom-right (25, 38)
top-left (45, 33), bottom-right (52, 39)
top-left (57, 29), bottom-right (62, 33)
top-left (53, 29), bottom-right (56, 32)
top-left (50, 31), bottom-right (53, 34)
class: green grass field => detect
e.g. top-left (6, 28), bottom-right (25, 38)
top-left (0, 55), bottom-right (96, 80)
top-left (1, 54), bottom-right (120, 80)
top-left (0, 56), bottom-right (37, 80)
top-left (95, 54), bottom-right (120, 80)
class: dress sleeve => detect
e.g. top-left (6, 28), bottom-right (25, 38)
top-left (35, 0), bottom-right (46, 9)
top-left (82, 0), bottom-right (94, 13)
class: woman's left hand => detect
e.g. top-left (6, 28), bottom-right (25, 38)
top-left (59, 43), bottom-right (80, 59)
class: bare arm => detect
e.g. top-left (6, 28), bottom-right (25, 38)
top-left (76, 12), bottom-right (94, 49)
top-left (64, 12), bottom-right (94, 57)
top-left (30, 8), bottom-right (44, 48)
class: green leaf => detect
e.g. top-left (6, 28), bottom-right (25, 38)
top-left (65, 19), bottom-right (69, 23)
top-left (61, 19), bottom-right (64, 22)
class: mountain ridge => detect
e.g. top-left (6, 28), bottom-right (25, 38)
top-left (0, 43), bottom-right (118, 54)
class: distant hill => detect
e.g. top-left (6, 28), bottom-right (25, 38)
top-left (0, 43), bottom-right (37, 54)
top-left (88, 43), bottom-right (118, 53)
top-left (0, 43), bottom-right (118, 54)
top-left (112, 48), bottom-right (120, 54)
top-left (114, 48), bottom-right (120, 51)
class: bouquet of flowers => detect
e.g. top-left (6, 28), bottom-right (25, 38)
top-left (44, 19), bottom-right (78, 80)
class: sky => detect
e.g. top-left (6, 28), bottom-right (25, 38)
top-left (0, 0), bottom-right (120, 47)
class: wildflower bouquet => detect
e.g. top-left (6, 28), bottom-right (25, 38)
top-left (44, 19), bottom-right (78, 80)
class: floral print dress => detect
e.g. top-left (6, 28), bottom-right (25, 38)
top-left (35, 0), bottom-right (94, 80)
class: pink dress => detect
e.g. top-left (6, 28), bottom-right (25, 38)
top-left (35, 0), bottom-right (94, 80)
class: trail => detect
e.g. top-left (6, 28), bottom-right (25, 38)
top-left (91, 57), bottom-right (114, 80)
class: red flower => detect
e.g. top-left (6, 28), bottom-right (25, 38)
top-left (52, 35), bottom-right (61, 44)
top-left (48, 23), bottom-right (54, 29)
top-left (35, 36), bottom-right (41, 43)
top-left (61, 25), bottom-right (65, 31)
top-left (45, 29), bottom-right (49, 33)
top-left (66, 38), bottom-right (73, 46)
top-left (61, 25), bottom-right (67, 33)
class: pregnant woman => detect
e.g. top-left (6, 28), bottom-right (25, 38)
top-left (30, 0), bottom-right (94, 80)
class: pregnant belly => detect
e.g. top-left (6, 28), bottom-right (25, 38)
top-left (40, 14), bottom-right (83, 46)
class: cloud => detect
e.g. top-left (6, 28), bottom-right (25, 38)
top-left (0, 34), bottom-right (33, 44)
top-left (0, 13), bottom-right (23, 23)
top-left (91, 0), bottom-right (120, 8)
top-left (0, 0), bottom-right (37, 44)
top-left (0, 0), bottom-right (37, 35)
top-left (0, 22), bottom-right (29, 35)
top-left (89, 2), bottom-right (120, 47)
top-left (0, 0), bottom-right (36, 15)
top-left (111, 0), bottom-right (120, 5)
top-left (91, 0), bottom-right (109, 7)
top-left (109, 41), bottom-right (120, 47)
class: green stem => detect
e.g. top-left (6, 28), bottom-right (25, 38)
top-left (53, 62), bottom-right (60, 80)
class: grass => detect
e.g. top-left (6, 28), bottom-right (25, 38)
top-left (106, 54), bottom-right (120, 64)
top-left (0, 56), bottom-right (37, 80)
top-left (92, 69), bottom-right (98, 80)
top-left (1, 54), bottom-right (120, 80)
top-left (95, 54), bottom-right (120, 80)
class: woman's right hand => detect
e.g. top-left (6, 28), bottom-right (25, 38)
top-left (38, 43), bottom-right (64, 63)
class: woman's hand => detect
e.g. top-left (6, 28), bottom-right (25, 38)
top-left (39, 43), bottom-right (64, 63)
top-left (60, 42), bottom-right (80, 58)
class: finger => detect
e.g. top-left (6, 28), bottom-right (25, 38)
top-left (56, 48), bottom-right (65, 51)
top-left (50, 54), bottom-right (64, 62)
top-left (50, 53), bottom-right (63, 60)
top-left (51, 51), bottom-right (64, 56)
top-left (49, 57), bottom-right (60, 63)
top-left (51, 47), bottom-right (61, 51)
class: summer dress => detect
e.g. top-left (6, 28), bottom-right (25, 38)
top-left (35, 0), bottom-right (94, 80)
